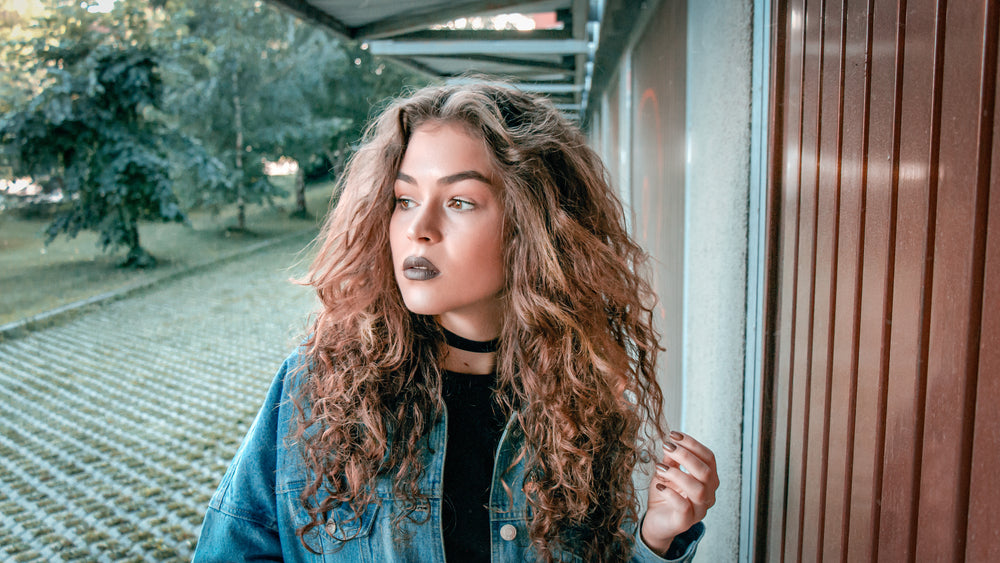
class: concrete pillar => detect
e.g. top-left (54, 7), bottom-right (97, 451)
top-left (682, 0), bottom-right (754, 560)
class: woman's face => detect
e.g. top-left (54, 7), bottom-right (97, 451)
top-left (389, 121), bottom-right (506, 338)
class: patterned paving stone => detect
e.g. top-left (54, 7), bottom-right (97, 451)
top-left (0, 234), bottom-right (319, 562)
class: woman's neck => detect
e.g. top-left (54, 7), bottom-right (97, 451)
top-left (442, 346), bottom-right (496, 374)
top-left (436, 314), bottom-right (500, 374)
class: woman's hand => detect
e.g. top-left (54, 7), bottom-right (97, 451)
top-left (640, 431), bottom-right (719, 557)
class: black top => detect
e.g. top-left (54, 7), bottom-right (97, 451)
top-left (440, 370), bottom-right (506, 563)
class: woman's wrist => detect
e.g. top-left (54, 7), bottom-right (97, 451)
top-left (639, 519), bottom-right (675, 557)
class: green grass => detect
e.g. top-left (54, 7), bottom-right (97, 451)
top-left (0, 176), bottom-right (335, 325)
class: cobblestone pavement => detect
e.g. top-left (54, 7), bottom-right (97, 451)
top-left (0, 234), bottom-right (319, 562)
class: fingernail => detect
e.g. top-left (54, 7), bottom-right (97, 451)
top-left (655, 462), bottom-right (669, 473)
top-left (663, 441), bottom-right (676, 452)
top-left (670, 431), bottom-right (684, 441)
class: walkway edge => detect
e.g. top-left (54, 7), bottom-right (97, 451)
top-left (0, 229), bottom-right (316, 342)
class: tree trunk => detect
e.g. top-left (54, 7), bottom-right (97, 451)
top-left (291, 162), bottom-right (308, 218)
top-left (120, 221), bottom-right (155, 268)
top-left (233, 70), bottom-right (246, 231)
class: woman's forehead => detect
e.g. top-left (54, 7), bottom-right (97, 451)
top-left (400, 123), bottom-right (498, 180)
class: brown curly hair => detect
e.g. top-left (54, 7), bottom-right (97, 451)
top-left (295, 82), bottom-right (667, 561)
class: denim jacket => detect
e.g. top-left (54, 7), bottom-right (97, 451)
top-left (193, 349), bottom-right (704, 562)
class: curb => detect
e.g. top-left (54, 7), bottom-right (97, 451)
top-left (0, 229), bottom-right (316, 342)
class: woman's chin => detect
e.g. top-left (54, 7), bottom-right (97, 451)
top-left (399, 298), bottom-right (441, 316)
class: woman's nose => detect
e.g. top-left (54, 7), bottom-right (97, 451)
top-left (407, 205), bottom-right (442, 242)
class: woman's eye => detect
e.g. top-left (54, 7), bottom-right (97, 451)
top-left (395, 197), bottom-right (415, 209)
top-left (448, 198), bottom-right (474, 210)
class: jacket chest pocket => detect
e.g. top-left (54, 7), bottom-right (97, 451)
top-left (283, 488), bottom-right (380, 562)
top-left (323, 501), bottom-right (380, 543)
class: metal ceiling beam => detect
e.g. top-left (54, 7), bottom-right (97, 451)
top-left (355, 0), bottom-right (566, 40)
top-left (382, 29), bottom-right (572, 41)
top-left (445, 77), bottom-right (582, 93)
top-left (512, 83), bottom-right (582, 93)
top-left (369, 39), bottom-right (589, 56)
top-left (433, 69), bottom-right (574, 82)
top-left (416, 53), bottom-right (573, 73)
top-left (264, 0), bottom-right (595, 125)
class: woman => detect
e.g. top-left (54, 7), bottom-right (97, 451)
top-left (193, 83), bottom-right (718, 562)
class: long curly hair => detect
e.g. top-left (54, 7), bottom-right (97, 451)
top-left (294, 82), bottom-right (667, 561)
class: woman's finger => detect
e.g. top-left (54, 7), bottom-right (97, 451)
top-left (660, 441), bottom-right (712, 484)
top-left (665, 431), bottom-right (717, 471)
top-left (652, 463), bottom-right (685, 496)
top-left (649, 474), bottom-right (694, 516)
top-left (654, 462), bottom-right (714, 508)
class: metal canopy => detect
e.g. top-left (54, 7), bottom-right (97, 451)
top-left (267, 0), bottom-right (600, 118)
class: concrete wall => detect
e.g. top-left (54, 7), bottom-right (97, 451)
top-left (682, 1), bottom-right (753, 560)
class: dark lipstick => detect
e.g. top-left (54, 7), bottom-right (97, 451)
top-left (402, 256), bottom-right (440, 280)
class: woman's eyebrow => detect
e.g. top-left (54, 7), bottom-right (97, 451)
top-left (395, 170), bottom-right (493, 186)
top-left (439, 170), bottom-right (492, 186)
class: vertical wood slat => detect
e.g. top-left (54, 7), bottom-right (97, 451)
top-left (756, 0), bottom-right (788, 556)
top-left (877, 0), bottom-right (942, 557)
top-left (845, 0), bottom-right (898, 560)
top-left (801, 0), bottom-right (845, 560)
top-left (916, 1), bottom-right (996, 560)
top-left (821, 0), bottom-right (867, 559)
top-left (766, 0), bottom-right (807, 559)
top-left (761, 0), bottom-right (999, 560)
top-left (764, 0), bottom-right (801, 558)
top-left (785, 0), bottom-right (826, 559)
top-left (965, 8), bottom-right (1000, 557)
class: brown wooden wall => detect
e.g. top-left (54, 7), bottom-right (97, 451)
top-left (760, 0), bottom-right (999, 561)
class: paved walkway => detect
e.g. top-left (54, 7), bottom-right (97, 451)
top-left (0, 234), bottom-right (318, 562)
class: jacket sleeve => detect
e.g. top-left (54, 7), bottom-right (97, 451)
top-left (192, 353), bottom-right (298, 562)
top-left (631, 517), bottom-right (705, 563)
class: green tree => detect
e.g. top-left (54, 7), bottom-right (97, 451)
top-left (259, 23), bottom-right (350, 219)
top-left (267, 38), bottom-right (427, 218)
top-left (0, 1), bottom-right (219, 267)
top-left (166, 1), bottom-right (299, 231)
top-left (165, 0), bottom-right (425, 224)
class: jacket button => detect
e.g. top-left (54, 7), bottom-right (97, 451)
top-left (325, 521), bottom-right (338, 536)
top-left (500, 524), bottom-right (517, 541)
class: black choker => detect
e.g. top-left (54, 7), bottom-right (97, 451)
top-left (441, 327), bottom-right (500, 353)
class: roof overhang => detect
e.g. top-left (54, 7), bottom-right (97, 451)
top-left (266, 0), bottom-right (602, 119)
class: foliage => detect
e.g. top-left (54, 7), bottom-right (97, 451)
top-left (1, 0), bottom-right (428, 260)
top-left (163, 1), bottom-right (310, 225)
top-left (0, 1), bottom-right (223, 267)
top-left (163, 0), bottom-right (425, 221)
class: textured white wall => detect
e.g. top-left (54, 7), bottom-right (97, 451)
top-left (682, 0), bottom-right (754, 560)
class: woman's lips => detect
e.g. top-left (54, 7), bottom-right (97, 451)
top-left (402, 256), bottom-right (440, 280)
